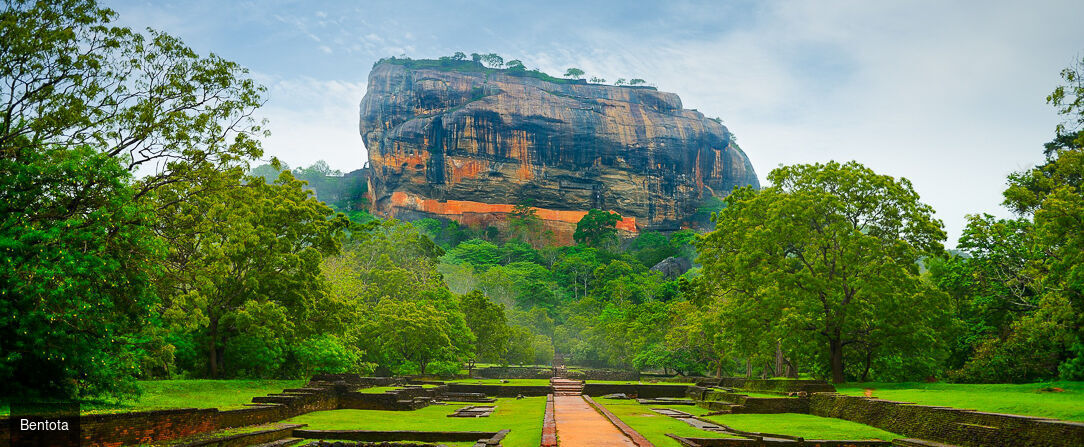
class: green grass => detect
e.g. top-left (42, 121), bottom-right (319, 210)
top-left (283, 396), bottom-right (546, 447)
top-left (703, 413), bottom-right (902, 440)
top-left (446, 378), bottom-right (553, 386)
top-left (835, 381), bottom-right (1084, 422)
top-left (595, 398), bottom-right (739, 447)
top-left (0, 379), bottom-right (306, 415)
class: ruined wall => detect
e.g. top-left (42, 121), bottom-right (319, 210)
top-left (809, 393), bottom-right (1084, 447)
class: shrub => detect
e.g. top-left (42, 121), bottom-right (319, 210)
top-left (293, 335), bottom-right (364, 376)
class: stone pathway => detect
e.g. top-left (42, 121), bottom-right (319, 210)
top-left (553, 395), bottom-right (637, 447)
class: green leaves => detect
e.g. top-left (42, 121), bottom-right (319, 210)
top-left (699, 161), bottom-right (949, 382)
top-left (574, 209), bottom-right (622, 247)
top-left (153, 168), bottom-right (347, 377)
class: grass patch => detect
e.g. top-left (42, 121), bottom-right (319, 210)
top-left (283, 396), bottom-right (546, 447)
top-left (446, 379), bottom-right (552, 386)
top-left (0, 379), bottom-right (306, 415)
top-left (835, 381), bottom-right (1084, 422)
top-left (595, 398), bottom-right (739, 447)
top-left (703, 413), bottom-right (901, 440)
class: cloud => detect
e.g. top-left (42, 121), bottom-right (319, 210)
top-left (102, 0), bottom-right (1084, 246)
top-left (252, 75), bottom-right (369, 172)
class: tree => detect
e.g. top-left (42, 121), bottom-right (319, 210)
top-left (574, 209), bottom-right (622, 247)
top-left (461, 291), bottom-right (511, 370)
top-left (615, 78), bottom-right (627, 86)
top-left (362, 299), bottom-right (473, 375)
top-left (0, 144), bottom-right (161, 399)
top-left (452, 51), bottom-right (466, 61)
top-left (698, 161), bottom-right (949, 383)
top-left (481, 53), bottom-right (504, 68)
top-left (999, 56), bottom-right (1084, 379)
top-left (0, 0), bottom-right (266, 198)
top-left (154, 169), bottom-right (347, 377)
top-left (505, 59), bottom-right (526, 71)
top-left (508, 202), bottom-right (543, 244)
top-left (470, 53), bottom-right (482, 63)
top-left (0, 0), bottom-right (265, 398)
top-left (590, 77), bottom-right (606, 84)
top-left (629, 78), bottom-right (646, 85)
top-left (564, 68), bottom-right (585, 79)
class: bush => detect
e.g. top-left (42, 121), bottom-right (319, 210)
top-left (223, 335), bottom-right (285, 378)
top-left (426, 360), bottom-right (462, 378)
top-left (293, 335), bottom-right (364, 376)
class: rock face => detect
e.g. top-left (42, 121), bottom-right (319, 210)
top-left (650, 257), bottom-right (693, 280)
top-left (359, 61), bottom-right (759, 243)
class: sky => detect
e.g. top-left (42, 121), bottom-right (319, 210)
top-left (104, 0), bottom-right (1084, 246)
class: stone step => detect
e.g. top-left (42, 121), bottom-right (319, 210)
top-left (253, 437), bottom-right (303, 447)
top-left (252, 395), bottom-right (299, 404)
top-left (893, 439), bottom-right (960, 447)
top-left (148, 423), bottom-right (306, 447)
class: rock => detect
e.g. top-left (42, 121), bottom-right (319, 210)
top-left (651, 256), bottom-right (693, 279)
top-left (603, 393), bottom-right (630, 399)
top-left (359, 60), bottom-right (760, 244)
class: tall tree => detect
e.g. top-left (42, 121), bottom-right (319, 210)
top-left (154, 169), bottom-right (346, 377)
top-left (564, 68), bottom-right (585, 79)
top-left (0, 0), bottom-right (265, 397)
top-left (574, 209), bottom-right (622, 247)
top-left (461, 291), bottom-right (511, 370)
top-left (1000, 56), bottom-right (1084, 379)
top-left (698, 161), bottom-right (949, 383)
top-left (0, 0), bottom-right (266, 196)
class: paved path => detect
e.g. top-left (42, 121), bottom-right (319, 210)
top-left (553, 395), bottom-right (637, 447)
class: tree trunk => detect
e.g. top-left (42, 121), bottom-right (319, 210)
top-left (860, 347), bottom-right (873, 382)
top-left (715, 360), bottom-right (723, 378)
top-left (209, 318), bottom-right (219, 379)
top-left (420, 360), bottom-right (427, 376)
top-left (774, 341), bottom-right (785, 378)
top-left (829, 338), bottom-right (845, 384)
top-left (745, 358), bottom-right (752, 378)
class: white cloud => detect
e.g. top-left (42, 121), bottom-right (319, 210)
top-left (253, 75), bottom-right (369, 172)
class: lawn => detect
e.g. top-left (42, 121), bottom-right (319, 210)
top-left (445, 378), bottom-right (553, 386)
top-left (282, 396), bottom-right (546, 447)
top-left (0, 379), bottom-right (306, 415)
top-left (703, 413), bottom-right (902, 440)
top-left (835, 381), bottom-right (1084, 422)
top-left (595, 398), bottom-right (740, 447)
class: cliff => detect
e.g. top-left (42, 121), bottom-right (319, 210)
top-left (359, 60), bottom-right (759, 244)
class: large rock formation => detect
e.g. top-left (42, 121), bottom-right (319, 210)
top-left (359, 60), bottom-right (759, 243)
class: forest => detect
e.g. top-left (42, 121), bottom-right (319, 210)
top-left (2, 0), bottom-right (1083, 404)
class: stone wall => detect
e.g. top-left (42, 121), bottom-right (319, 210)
top-left (691, 389), bottom-right (809, 414)
top-left (292, 429), bottom-right (500, 443)
top-left (80, 408), bottom-right (218, 447)
top-left (474, 366), bottom-right (553, 379)
top-left (446, 383), bottom-right (553, 397)
top-left (581, 383), bottom-right (691, 398)
top-left (809, 393), bottom-right (1084, 447)
top-left (672, 436), bottom-right (891, 446)
top-left (696, 378), bottom-right (837, 394)
top-left (566, 369), bottom-right (641, 381)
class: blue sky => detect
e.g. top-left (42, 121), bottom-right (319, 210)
top-left (105, 0), bottom-right (1084, 246)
